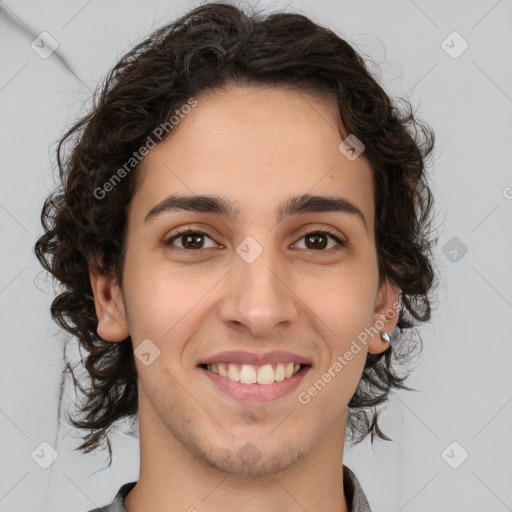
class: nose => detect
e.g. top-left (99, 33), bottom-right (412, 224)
top-left (219, 248), bottom-right (298, 338)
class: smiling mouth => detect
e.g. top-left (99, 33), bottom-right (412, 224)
top-left (199, 362), bottom-right (309, 385)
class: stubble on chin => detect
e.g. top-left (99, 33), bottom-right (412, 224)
top-left (139, 378), bottom-right (307, 479)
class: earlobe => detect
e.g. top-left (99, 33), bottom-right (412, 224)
top-left (89, 268), bottom-right (130, 342)
top-left (367, 279), bottom-right (401, 355)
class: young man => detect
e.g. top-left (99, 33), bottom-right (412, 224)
top-left (35, 2), bottom-right (437, 511)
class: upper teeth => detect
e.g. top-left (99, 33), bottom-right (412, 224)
top-left (206, 362), bottom-right (302, 384)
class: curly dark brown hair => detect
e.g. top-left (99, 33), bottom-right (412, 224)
top-left (34, 1), bottom-right (439, 466)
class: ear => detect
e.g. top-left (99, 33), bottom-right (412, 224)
top-left (367, 278), bottom-right (401, 355)
top-left (89, 263), bottom-right (130, 342)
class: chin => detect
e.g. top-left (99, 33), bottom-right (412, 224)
top-left (199, 439), bottom-right (306, 478)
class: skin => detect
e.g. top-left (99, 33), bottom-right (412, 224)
top-left (90, 84), bottom-right (400, 512)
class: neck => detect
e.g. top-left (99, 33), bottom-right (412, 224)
top-left (125, 393), bottom-right (350, 512)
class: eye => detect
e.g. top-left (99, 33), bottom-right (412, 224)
top-left (292, 229), bottom-right (346, 251)
top-left (164, 228), bottom-right (346, 254)
top-left (164, 228), bottom-right (218, 252)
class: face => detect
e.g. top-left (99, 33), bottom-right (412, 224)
top-left (91, 84), bottom-right (399, 477)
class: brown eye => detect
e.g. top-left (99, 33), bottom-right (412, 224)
top-left (294, 231), bottom-right (345, 251)
top-left (180, 233), bottom-right (205, 250)
top-left (165, 229), bottom-right (216, 251)
top-left (305, 232), bottom-right (328, 250)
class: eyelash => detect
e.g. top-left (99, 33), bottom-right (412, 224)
top-left (164, 227), bottom-right (346, 255)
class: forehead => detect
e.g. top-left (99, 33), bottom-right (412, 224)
top-left (130, 85), bottom-right (374, 228)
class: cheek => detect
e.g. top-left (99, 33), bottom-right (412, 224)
top-left (123, 259), bottom-right (219, 346)
top-left (304, 286), bottom-right (372, 407)
top-left (299, 264), bottom-right (377, 345)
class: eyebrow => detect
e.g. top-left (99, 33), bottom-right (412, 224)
top-left (144, 193), bottom-right (367, 229)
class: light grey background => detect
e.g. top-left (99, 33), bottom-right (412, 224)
top-left (1, 0), bottom-right (511, 511)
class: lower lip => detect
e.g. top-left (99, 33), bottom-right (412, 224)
top-left (200, 365), bottom-right (311, 402)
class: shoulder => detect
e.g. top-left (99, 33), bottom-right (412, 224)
top-left (343, 465), bottom-right (372, 512)
top-left (84, 482), bottom-right (137, 512)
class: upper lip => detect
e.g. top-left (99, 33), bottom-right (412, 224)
top-left (197, 350), bottom-right (312, 366)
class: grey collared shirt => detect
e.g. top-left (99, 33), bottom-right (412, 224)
top-left (86, 465), bottom-right (372, 512)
